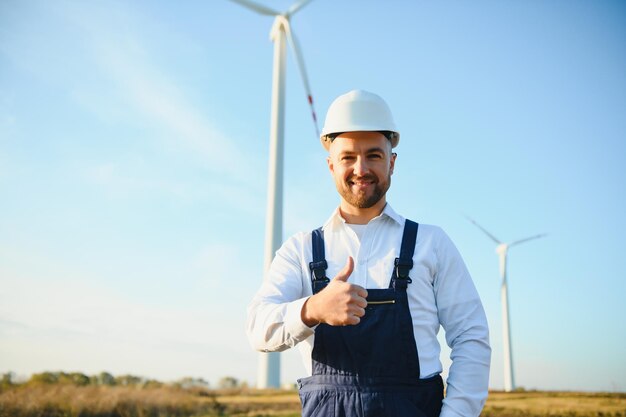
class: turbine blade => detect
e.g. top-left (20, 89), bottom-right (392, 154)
top-left (286, 0), bottom-right (315, 17)
top-left (283, 21), bottom-right (320, 138)
top-left (466, 216), bottom-right (502, 245)
top-left (509, 233), bottom-right (547, 248)
top-left (227, 0), bottom-right (280, 16)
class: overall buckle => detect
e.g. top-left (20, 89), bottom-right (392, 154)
top-left (394, 257), bottom-right (413, 280)
top-left (309, 260), bottom-right (329, 294)
top-left (309, 260), bottom-right (328, 281)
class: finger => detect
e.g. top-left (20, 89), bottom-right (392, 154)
top-left (333, 256), bottom-right (354, 282)
top-left (353, 306), bottom-right (366, 318)
top-left (354, 296), bottom-right (368, 309)
top-left (355, 287), bottom-right (368, 298)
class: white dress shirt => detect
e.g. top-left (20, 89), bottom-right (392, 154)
top-left (247, 204), bottom-right (491, 417)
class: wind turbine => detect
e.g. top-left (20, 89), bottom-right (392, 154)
top-left (227, 0), bottom-right (320, 389)
top-left (467, 217), bottom-right (546, 392)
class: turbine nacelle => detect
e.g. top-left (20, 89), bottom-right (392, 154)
top-left (228, 0), bottom-right (313, 18)
top-left (270, 15), bottom-right (289, 41)
top-left (495, 243), bottom-right (508, 256)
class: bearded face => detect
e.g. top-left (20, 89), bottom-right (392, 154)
top-left (327, 132), bottom-right (395, 212)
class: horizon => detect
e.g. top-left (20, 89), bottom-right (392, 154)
top-left (2, 369), bottom-right (623, 393)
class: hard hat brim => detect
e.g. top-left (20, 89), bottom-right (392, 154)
top-left (320, 131), bottom-right (399, 151)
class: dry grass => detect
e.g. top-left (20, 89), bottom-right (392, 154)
top-left (216, 388), bottom-right (300, 416)
top-left (1, 384), bottom-right (625, 417)
top-left (217, 389), bottom-right (626, 417)
top-left (0, 384), bottom-right (225, 417)
top-left (482, 391), bottom-right (626, 417)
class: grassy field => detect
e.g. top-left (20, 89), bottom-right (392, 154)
top-left (1, 385), bottom-right (624, 417)
top-left (481, 391), bottom-right (626, 417)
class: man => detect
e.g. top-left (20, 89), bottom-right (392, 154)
top-left (247, 90), bottom-right (491, 416)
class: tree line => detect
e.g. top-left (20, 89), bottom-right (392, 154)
top-left (1, 371), bottom-right (242, 390)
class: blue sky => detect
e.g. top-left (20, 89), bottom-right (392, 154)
top-left (1, 0), bottom-right (625, 391)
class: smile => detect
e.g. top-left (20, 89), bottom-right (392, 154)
top-left (348, 175), bottom-right (377, 187)
top-left (349, 180), bottom-right (374, 189)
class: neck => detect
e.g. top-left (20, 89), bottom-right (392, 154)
top-left (339, 198), bottom-right (387, 225)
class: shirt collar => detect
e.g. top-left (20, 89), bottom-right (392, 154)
top-left (322, 203), bottom-right (404, 231)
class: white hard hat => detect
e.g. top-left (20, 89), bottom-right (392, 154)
top-left (320, 89), bottom-right (400, 150)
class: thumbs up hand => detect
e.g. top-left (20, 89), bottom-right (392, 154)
top-left (301, 257), bottom-right (368, 327)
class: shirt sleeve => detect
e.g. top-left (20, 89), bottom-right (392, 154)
top-left (434, 228), bottom-right (491, 417)
top-left (246, 233), bottom-right (315, 352)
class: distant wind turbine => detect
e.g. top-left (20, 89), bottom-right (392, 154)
top-left (227, 0), bottom-right (320, 389)
top-left (467, 217), bottom-right (547, 392)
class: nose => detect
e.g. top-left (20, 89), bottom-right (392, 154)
top-left (353, 156), bottom-right (370, 177)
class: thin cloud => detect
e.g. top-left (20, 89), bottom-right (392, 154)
top-left (85, 159), bottom-right (263, 217)
top-left (61, 3), bottom-right (256, 184)
top-left (87, 160), bottom-right (196, 200)
top-left (1, 1), bottom-right (261, 188)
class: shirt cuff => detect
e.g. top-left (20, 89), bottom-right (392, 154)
top-left (284, 296), bottom-right (316, 342)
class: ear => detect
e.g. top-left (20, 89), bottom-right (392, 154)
top-left (389, 152), bottom-right (397, 175)
top-left (327, 155), bottom-right (334, 174)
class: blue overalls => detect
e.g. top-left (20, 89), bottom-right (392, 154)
top-left (298, 220), bottom-right (444, 417)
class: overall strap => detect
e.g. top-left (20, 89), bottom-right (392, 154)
top-left (391, 219), bottom-right (419, 290)
top-left (309, 227), bottom-right (329, 294)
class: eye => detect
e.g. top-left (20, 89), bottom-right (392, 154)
top-left (368, 153), bottom-right (383, 159)
top-left (341, 155), bottom-right (355, 161)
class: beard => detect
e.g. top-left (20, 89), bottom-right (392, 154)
top-left (337, 173), bottom-right (391, 209)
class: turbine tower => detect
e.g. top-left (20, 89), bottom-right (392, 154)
top-left (468, 217), bottom-right (546, 392)
top-left (228, 0), bottom-right (319, 389)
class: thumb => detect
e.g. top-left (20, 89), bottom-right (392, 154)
top-left (333, 257), bottom-right (354, 282)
